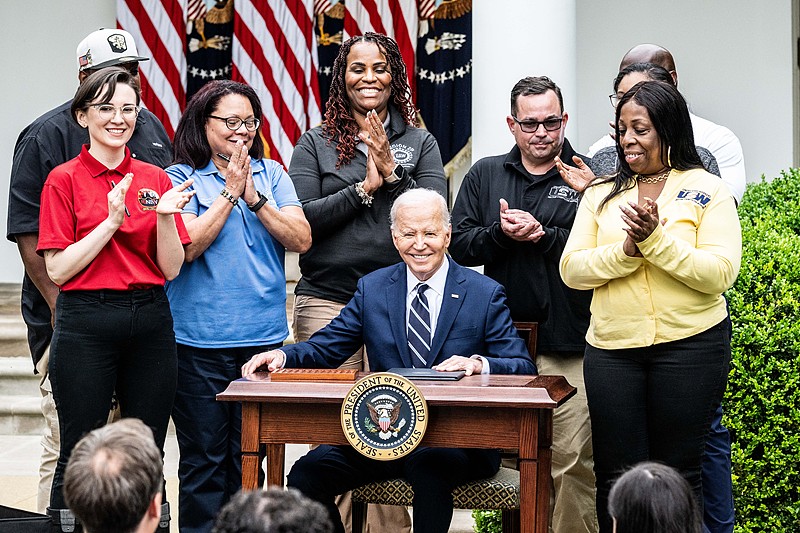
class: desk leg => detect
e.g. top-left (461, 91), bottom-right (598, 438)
top-left (265, 444), bottom-right (285, 488)
top-left (241, 402), bottom-right (261, 490)
top-left (519, 409), bottom-right (553, 533)
top-left (535, 411), bottom-right (553, 533)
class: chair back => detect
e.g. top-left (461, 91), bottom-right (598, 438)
top-left (512, 321), bottom-right (538, 359)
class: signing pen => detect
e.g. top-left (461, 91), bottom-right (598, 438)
top-left (110, 180), bottom-right (131, 217)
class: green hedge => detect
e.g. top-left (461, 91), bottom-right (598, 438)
top-left (727, 168), bottom-right (800, 532)
top-left (473, 169), bottom-right (800, 532)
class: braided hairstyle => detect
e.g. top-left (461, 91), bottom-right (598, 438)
top-left (323, 32), bottom-right (417, 168)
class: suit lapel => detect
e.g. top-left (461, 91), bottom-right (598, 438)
top-left (429, 258), bottom-right (466, 362)
top-left (387, 266), bottom-right (413, 368)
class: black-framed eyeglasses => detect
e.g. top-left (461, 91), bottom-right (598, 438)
top-left (207, 115), bottom-right (261, 131)
top-left (512, 116), bottom-right (563, 133)
top-left (609, 94), bottom-right (621, 108)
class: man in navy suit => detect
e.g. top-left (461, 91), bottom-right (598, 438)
top-left (242, 188), bottom-right (535, 533)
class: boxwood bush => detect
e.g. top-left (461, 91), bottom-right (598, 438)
top-left (473, 169), bottom-right (800, 532)
top-left (727, 168), bottom-right (800, 531)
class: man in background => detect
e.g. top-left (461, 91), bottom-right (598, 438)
top-left (587, 43), bottom-right (746, 205)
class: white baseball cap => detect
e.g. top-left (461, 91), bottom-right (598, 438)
top-left (76, 28), bottom-right (149, 71)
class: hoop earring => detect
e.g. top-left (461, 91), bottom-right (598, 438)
top-left (667, 146), bottom-right (672, 167)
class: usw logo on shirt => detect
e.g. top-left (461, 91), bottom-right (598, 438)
top-left (676, 189), bottom-right (711, 207)
top-left (548, 185), bottom-right (580, 203)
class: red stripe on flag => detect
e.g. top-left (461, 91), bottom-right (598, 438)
top-left (232, 63), bottom-right (282, 166)
top-left (125, 0), bottom-right (185, 109)
top-left (360, 0), bottom-right (388, 35)
top-left (159, 0), bottom-right (185, 39)
top-left (138, 74), bottom-right (175, 138)
top-left (260, 3), bottom-right (313, 108)
top-left (286, 1), bottom-right (322, 124)
top-left (387, 0), bottom-right (416, 97)
top-left (233, 10), bottom-right (302, 164)
top-left (344, 9), bottom-right (360, 36)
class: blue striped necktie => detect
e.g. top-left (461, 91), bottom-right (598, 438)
top-left (408, 283), bottom-right (432, 367)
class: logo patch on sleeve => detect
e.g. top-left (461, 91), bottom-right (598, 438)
top-left (676, 189), bottom-right (711, 207)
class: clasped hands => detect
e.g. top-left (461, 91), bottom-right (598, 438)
top-left (358, 109), bottom-right (396, 195)
top-left (240, 352), bottom-right (483, 377)
top-left (620, 197), bottom-right (664, 257)
top-left (220, 140), bottom-right (261, 206)
top-left (500, 198), bottom-right (545, 242)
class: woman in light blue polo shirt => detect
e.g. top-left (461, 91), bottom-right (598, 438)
top-left (166, 80), bottom-right (311, 533)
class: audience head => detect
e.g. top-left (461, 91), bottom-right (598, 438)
top-left (610, 63), bottom-right (675, 108)
top-left (172, 79), bottom-right (265, 168)
top-left (76, 28), bottom-right (148, 83)
top-left (507, 76), bottom-right (568, 169)
top-left (390, 189), bottom-right (451, 282)
top-left (608, 462), bottom-right (701, 533)
top-left (324, 32), bottom-right (417, 168)
top-left (211, 488), bottom-right (333, 533)
top-left (64, 419), bottom-right (163, 533)
top-left (619, 44), bottom-right (677, 86)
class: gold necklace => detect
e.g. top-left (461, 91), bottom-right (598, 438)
top-left (637, 169), bottom-right (671, 183)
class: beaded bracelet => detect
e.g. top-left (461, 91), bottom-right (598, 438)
top-left (354, 181), bottom-right (374, 207)
top-left (220, 188), bottom-right (238, 206)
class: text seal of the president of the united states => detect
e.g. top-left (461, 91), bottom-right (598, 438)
top-left (341, 372), bottom-right (428, 460)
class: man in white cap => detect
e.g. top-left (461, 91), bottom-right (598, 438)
top-left (6, 28), bottom-right (172, 530)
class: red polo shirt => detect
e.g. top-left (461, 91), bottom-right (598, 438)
top-left (38, 145), bottom-right (191, 291)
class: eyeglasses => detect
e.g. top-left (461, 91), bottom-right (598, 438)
top-left (208, 115), bottom-right (261, 131)
top-left (609, 94), bottom-right (621, 108)
top-left (512, 116), bottom-right (563, 133)
top-left (90, 104), bottom-right (139, 121)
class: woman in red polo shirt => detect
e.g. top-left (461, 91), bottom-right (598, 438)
top-left (37, 67), bottom-right (194, 528)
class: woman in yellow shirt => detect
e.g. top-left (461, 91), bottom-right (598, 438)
top-left (560, 81), bottom-right (741, 533)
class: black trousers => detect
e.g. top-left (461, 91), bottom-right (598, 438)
top-left (288, 445), bottom-right (500, 533)
top-left (49, 288), bottom-right (177, 509)
top-left (584, 318), bottom-right (731, 533)
top-left (172, 343), bottom-right (278, 533)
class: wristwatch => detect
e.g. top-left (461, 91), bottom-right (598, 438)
top-left (248, 191), bottom-right (268, 212)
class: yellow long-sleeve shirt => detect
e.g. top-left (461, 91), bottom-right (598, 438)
top-left (560, 168), bottom-right (741, 349)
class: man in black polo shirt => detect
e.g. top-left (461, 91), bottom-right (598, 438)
top-left (450, 76), bottom-right (597, 533)
top-left (6, 28), bottom-right (172, 517)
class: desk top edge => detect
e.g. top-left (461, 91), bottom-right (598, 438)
top-left (217, 373), bottom-right (575, 408)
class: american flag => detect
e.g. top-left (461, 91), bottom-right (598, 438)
top-left (232, 0), bottom-right (322, 166)
top-left (344, 0), bottom-right (418, 97)
top-left (117, 0), bottom-right (187, 139)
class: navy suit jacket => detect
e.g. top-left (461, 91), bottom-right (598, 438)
top-left (283, 257), bottom-right (536, 375)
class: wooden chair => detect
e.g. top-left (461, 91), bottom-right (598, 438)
top-left (350, 322), bottom-right (538, 533)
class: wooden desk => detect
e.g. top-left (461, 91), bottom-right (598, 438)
top-left (218, 373), bottom-right (575, 533)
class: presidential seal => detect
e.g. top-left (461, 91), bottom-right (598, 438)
top-left (341, 372), bottom-right (428, 460)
